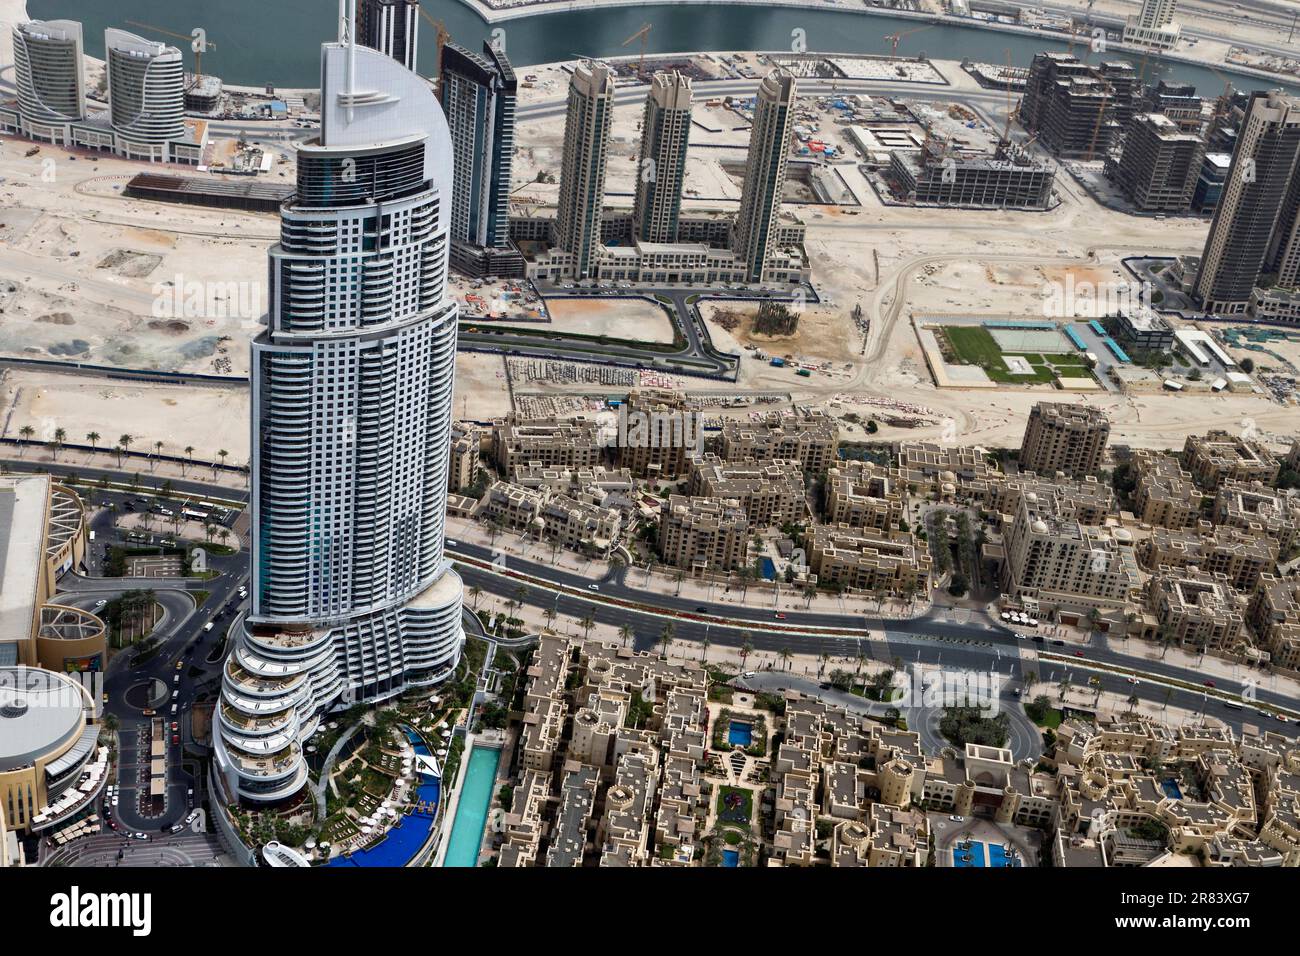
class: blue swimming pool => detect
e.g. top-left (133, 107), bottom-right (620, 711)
top-left (325, 726), bottom-right (439, 868)
top-left (1161, 779), bottom-right (1183, 801)
top-left (722, 848), bottom-right (740, 867)
top-left (952, 841), bottom-right (985, 868)
top-left (987, 843), bottom-right (1021, 868)
top-left (727, 720), bottom-right (753, 747)
top-left (759, 557), bottom-right (776, 581)
top-left (442, 744), bottom-right (501, 867)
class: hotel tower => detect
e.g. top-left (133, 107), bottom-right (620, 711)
top-left (213, 2), bottom-right (464, 804)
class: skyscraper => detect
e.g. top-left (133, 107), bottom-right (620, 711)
top-left (733, 70), bottom-right (796, 284)
top-left (213, 9), bottom-right (463, 804)
top-left (11, 20), bottom-right (85, 139)
top-left (357, 0), bottom-right (420, 72)
top-left (441, 40), bottom-right (521, 275)
top-left (1123, 0), bottom-right (1181, 51)
top-left (105, 28), bottom-right (186, 159)
top-left (555, 60), bottom-right (615, 281)
top-left (634, 72), bottom-right (692, 244)
top-left (1195, 91), bottom-right (1300, 315)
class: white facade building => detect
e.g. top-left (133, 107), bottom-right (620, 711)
top-left (213, 20), bottom-right (464, 804)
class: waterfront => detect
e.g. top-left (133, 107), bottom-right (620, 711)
top-left (26, 0), bottom-right (1298, 94)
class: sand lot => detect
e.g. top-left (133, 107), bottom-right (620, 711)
top-left (533, 296), bottom-right (677, 343)
top-left (0, 368), bottom-right (251, 463)
top-left (453, 352), bottom-right (514, 421)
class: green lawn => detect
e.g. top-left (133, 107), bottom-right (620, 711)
top-left (940, 326), bottom-right (1094, 384)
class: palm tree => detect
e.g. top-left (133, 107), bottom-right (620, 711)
top-left (700, 634), bottom-right (711, 663)
top-left (579, 613), bottom-right (596, 641)
top-left (86, 431), bottom-right (101, 455)
top-left (543, 606), bottom-right (557, 631)
top-left (113, 444), bottom-right (126, 468)
top-left (673, 569), bottom-right (684, 596)
top-left (118, 434), bottom-right (134, 464)
top-left (803, 585), bottom-right (817, 608)
top-left (512, 585), bottom-right (528, 619)
top-left (217, 528), bottom-right (230, 548)
top-left (817, 652), bottom-right (830, 678)
top-left (468, 585), bottom-right (483, 610)
top-left (51, 427), bottom-right (67, 461)
top-left (1162, 686), bottom-right (1173, 713)
top-left (1058, 675), bottom-right (1072, 705)
top-left (738, 565), bottom-right (753, 601)
top-left (17, 425), bottom-right (34, 455)
top-left (778, 647), bottom-right (793, 671)
top-left (1024, 669), bottom-right (1038, 693)
top-left (216, 449), bottom-right (229, 478)
top-left (739, 633), bottom-right (755, 672)
top-left (152, 440), bottom-right (164, 471)
top-left (1126, 692), bottom-right (1140, 714)
top-left (183, 445), bottom-right (195, 476)
top-left (618, 623), bottom-right (634, 648)
top-left (658, 623), bottom-right (675, 659)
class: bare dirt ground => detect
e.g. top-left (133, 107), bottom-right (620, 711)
top-left (0, 367), bottom-right (250, 463)
top-left (526, 296), bottom-right (677, 343)
top-left (454, 352), bottom-right (514, 421)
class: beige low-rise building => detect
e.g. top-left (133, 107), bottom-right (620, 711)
top-left (898, 441), bottom-right (997, 502)
top-left (449, 424), bottom-right (481, 492)
top-left (1138, 524), bottom-right (1277, 593)
top-left (719, 408), bottom-right (837, 475)
top-left (1147, 568), bottom-right (1246, 653)
top-left (1131, 450), bottom-right (1205, 529)
top-left (1002, 492), bottom-right (1142, 617)
top-left (687, 454), bottom-right (806, 527)
top-left (804, 524), bottom-right (931, 597)
top-left (824, 459), bottom-right (907, 531)
top-left (988, 473), bottom-right (1115, 526)
top-left (658, 495), bottom-right (749, 573)
top-left (1214, 480), bottom-right (1300, 554)
top-left (1181, 430), bottom-right (1280, 491)
top-left (490, 414), bottom-right (605, 477)
top-left (1247, 575), bottom-right (1300, 672)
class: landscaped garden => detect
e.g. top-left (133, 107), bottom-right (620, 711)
top-left (711, 708), bottom-right (767, 757)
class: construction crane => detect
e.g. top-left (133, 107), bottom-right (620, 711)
top-left (125, 21), bottom-right (215, 85)
top-left (417, 7), bottom-right (451, 85)
top-left (1086, 79), bottom-right (1112, 162)
top-left (622, 23), bottom-right (652, 78)
top-left (1000, 48), bottom-right (1016, 144)
top-left (883, 25), bottom-right (931, 57)
top-left (1208, 64), bottom-right (1234, 122)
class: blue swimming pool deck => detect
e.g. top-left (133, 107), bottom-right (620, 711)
top-left (953, 840), bottom-right (1022, 868)
top-left (324, 726), bottom-right (440, 868)
top-left (722, 848), bottom-right (740, 867)
top-left (442, 744), bottom-right (502, 867)
top-left (727, 720), bottom-right (753, 747)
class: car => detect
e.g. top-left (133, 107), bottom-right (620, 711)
top-left (102, 691), bottom-right (109, 703)
top-left (170, 722), bottom-right (179, 731)
top-left (445, 539), bottom-right (459, 547)
top-left (93, 599), bottom-right (107, 610)
top-left (171, 690), bottom-right (178, 700)
top-left (176, 660), bottom-right (183, 670)
top-left (774, 612), bottom-right (787, 620)
top-left (171, 734), bottom-right (180, 744)
top-left (1074, 650), bottom-right (1084, 657)
top-left (1204, 680), bottom-right (1216, 689)
top-left (695, 606), bottom-right (708, 613)
top-left (588, 584), bottom-right (599, 591)
top-left (142, 708), bottom-right (155, 717)
top-left (132, 832), bottom-right (148, 841)
top-left (203, 623), bottom-right (214, 632)
top-left (1126, 677), bottom-right (1139, 685)
top-left (1277, 714), bottom-right (1290, 723)
top-left (741, 671), bottom-right (756, 679)
top-left (1052, 640), bottom-right (1065, 647)
top-left (949, 815), bottom-right (964, 823)
top-left (185, 809), bottom-right (200, 824)
top-left (170, 822), bottom-right (185, 833)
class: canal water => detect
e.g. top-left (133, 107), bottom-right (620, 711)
top-left (26, 0), bottom-right (1299, 94)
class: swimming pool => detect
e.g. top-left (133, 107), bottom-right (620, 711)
top-left (952, 841), bottom-right (985, 868)
top-left (325, 726), bottom-right (440, 867)
top-left (727, 720), bottom-right (753, 747)
top-left (1161, 779), bottom-right (1184, 801)
top-left (442, 744), bottom-right (501, 867)
top-left (722, 848), bottom-right (740, 867)
top-left (953, 840), bottom-right (1021, 869)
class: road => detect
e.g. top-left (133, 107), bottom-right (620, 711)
top-left (33, 459), bottom-right (1297, 779)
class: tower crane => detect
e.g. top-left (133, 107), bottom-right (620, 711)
top-left (622, 23), bottom-right (652, 78)
top-left (883, 25), bottom-right (931, 57)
